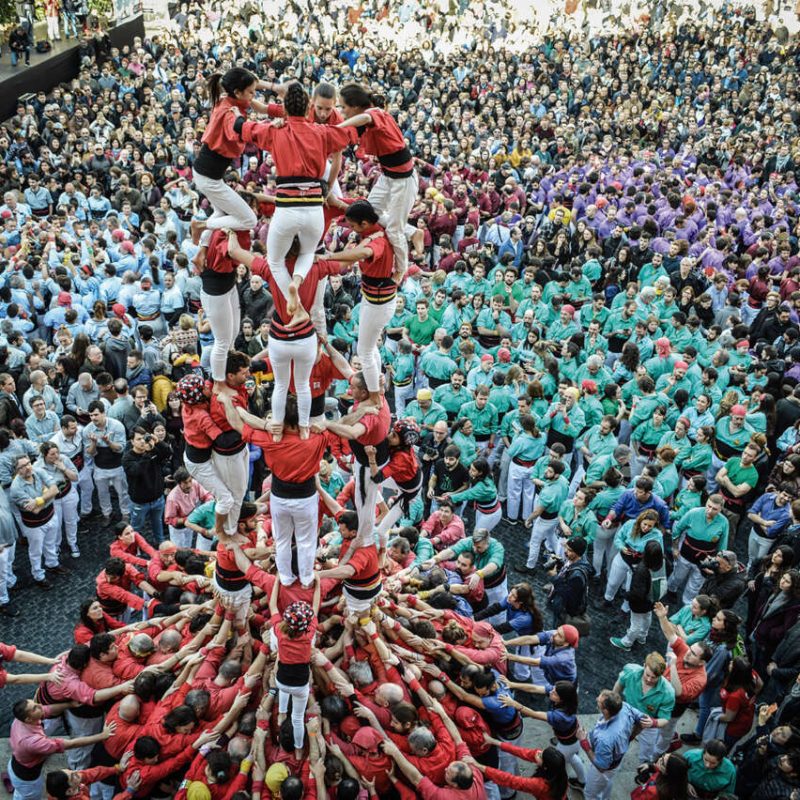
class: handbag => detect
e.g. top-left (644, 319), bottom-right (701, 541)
top-left (563, 610), bottom-right (591, 637)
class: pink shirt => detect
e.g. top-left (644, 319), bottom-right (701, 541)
top-left (164, 481), bottom-right (213, 528)
top-left (10, 707), bottom-right (65, 767)
top-left (421, 513), bottom-right (466, 550)
top-left (45, 653), bottom-right (97, 706)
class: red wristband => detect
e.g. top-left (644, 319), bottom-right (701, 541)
top-left (323, 661), bottom-right (334, 672)
top-left (580, 739), bottom-right (591, 753)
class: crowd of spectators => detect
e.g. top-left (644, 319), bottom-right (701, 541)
top-left (0, 0), bottom-right (800, 799)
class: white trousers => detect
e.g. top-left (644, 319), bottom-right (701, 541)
top-left (506, 462), bottom-right (534, 520)
top-left (621, 610), bottom-right (652, 647)
top-left (604, 554), bottom-right (632, 602)
top-left (267, 206), bottom-right (324, 303)
top-left (210, 449), bottom-right (249, 534)
top-left (185, 453), bottom-right (234, 519)
top-left (65, 712), bottom-right (103, 769)
top-left (476, 506), bottom-right (502, 534)
top-left (212, 577), bottom-right (252, 627)
top-left (55, 488), bottom-right (79, 553)
top-left (668, 554), bottom-right (705, 606)
top-left (367, 172), bottom-right (419, 272)
top-left (194, 172), bottom-right (257, 248)
top-left (585, 762), bottom-right (620, 800)
top-left (592, 524), bottom-right (617, 576)
top-left (94, 465), bottom-right (129, 517)
top-left (393, 383), bottom-right (415, 418)
top-left (77, 463), bottom-right (94, 516)
top-left (358, 299), bottom-right (396, 393)
top-left (269, 334), bottom-right (317, 427)
top-left (169, 525), bottom-right (194, 549)
top-left (310, 277), bottom-right (329, 339)
top-left (21, 517), bottom-right (60, 581)
top-left (201, 287), bottom-right (241, 383)
top-left (271, 493), bottom-right (318, 586)
top-left (527, 516), bottom-right (561, 568)
top-left (557, 739), bottom-right (587, 784)
top-left (7, 759), bottom-right (44, 800)
top-left (276, 678), bottom-right (310, 750)
top-left (352, 462), bottom-right (382, 546)
top-left (46, 15), bottom-right (59, 39)
top-left (637, 726), bottom-right (662, 763)
top-left (0, 547), bottom-right (10, 605)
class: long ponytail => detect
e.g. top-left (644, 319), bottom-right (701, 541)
top-left (340, 82), bottom-right (385, 110)
top-left (206, 72), bottom-right (223, 106)
top-left (206, 67), bottom-right (257, 106)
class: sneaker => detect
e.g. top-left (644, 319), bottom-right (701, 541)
top-left (680, 733), bottom-right (702, 746)
top-left (609, 637), bottom-right (631, 651)
top-left (517, 565), bottom-right (536, 575)
top-left (594, 598), bottom-right (614, 610)
top-left (71, 550), bottom-right (81, 559)
top-left (0, 604), bottom-right (19, 617)
top-left (505, 518), bottom-right (519, 526)
top-left (568, 778), bottom-right (585, 792)
top-left (47, 565), bottom-right (69, 576)
top-left (2, 771), bottom-right (13, 794)
top-left (34, 578), bottom-right (52, 590)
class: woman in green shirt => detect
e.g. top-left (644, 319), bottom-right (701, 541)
top-left (451, 417), bottom-right (479, 467)
top-left (655, 446), bottom-right (680, 502)
top-left (443, 457), bottom-right (501, 533)
top-left (587, 467), bottom-right (626, 580)
top-left (631, 405), bottom-right (669, 476)
top-left (671, 475), bottom-right (706, 524)
top-left (332, 303), bottom-right (357, 346)
top-left (668, 594), bottom-right (715, 645)
top-left (558, 486), bottom-right (597, 543)
top-left (678, 426), bottom-right (714, 482)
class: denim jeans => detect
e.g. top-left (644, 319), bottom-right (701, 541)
top-left (11, 48), bottom-right (30, 66)
top-left (130, 496), bottom-right (165, 542)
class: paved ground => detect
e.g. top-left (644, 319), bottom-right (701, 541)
top-left (0, 504), bottom-right (739, 800)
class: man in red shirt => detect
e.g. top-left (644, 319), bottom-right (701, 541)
top-left (208, 351), bottom-right (251, 538)
top-left (95, 558), bottom-right (157, 622)
top-left (317, 509), bottom-right (382, 616)
top-left (321, 371), bottom-right (391, 549)
top-left (653, 602), bottom-right (711, 753)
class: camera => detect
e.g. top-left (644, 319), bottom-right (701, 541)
top-left (635, 763), bottom-right (654, 785)
top-left (144, 434), bottom-right (154, 444)
top-left (542, 550), bottom-right (564, 572)
top-left (700, 556), bottom-right (719, 572)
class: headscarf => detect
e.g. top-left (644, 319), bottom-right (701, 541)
top-left (265, 763), bottom-right (289, 798)
top-left (283, 601), bottom-right (314, 635)
top-left (176, 374), bottom-right (207, 405)
top-left (393, 418), bottom-right (421, 447)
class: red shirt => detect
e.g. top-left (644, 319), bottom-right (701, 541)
top-left (110, 533), bottom-right (157, 567)
top-left (201, 96), bottom-right (250, 159)
top-left (270, 612), bottom-right (317, 664)
top-left (355, 227), bottom-right (395, 281)
top-left (294, 351), bottom-right (345, 398)
top-left (241, 116), bottom-right (355, 179)
top-left (417, 743), bottom-right (485, 800)
top-left (250, 256), bottom-right (342, 338)
top-left (242, 426), bottom-right (327, 483)
top-left (353, 398), bottom-right (391, 446)
top-left (378, 448), bottom-right (419, 485)
top-left (266, 101), bottom-right (345, 127)
top-left (209, 385), bottom-right (248, 433)
top-left (666, 638), bottom-right (707, 703)
top-left (359, 108), bottom-right (414, 175)
top-left (720, 681), bottom-right (756, 738)
top-left (74, 614), bottom-right (124, 645)
top-left (104, 701), bottom-right (142, 760)
top-left (181, 402), bottom-right (223, 449)
top-left (96, 566), bottom-right (145, 614)
top-left (0, 642), bottom-right (15, 689)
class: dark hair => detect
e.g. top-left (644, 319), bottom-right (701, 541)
top-left (89, 633), bottom-right (115, 660)
top-left (470, 457), bottom-right (490, 481)
top-left (66, 644), bottom-right (91, 671)
top-left (284, 82), bottom-right (309, 117)
top-left (340, 82), bottom-right (383, 109)
top-left (552, 680), bottom-right (578, 715)
top-left (225, 350), bottom-right (250, 376)
top-left (133, 735), bottom-right (160, 760)
top-left (281, 777), bottom-right (304, 800)
top-left (535, 747), bottom-right (568, 800)
top-left (655, 753), bottom-right (689, 800)
top-left (313, 82), bottom-right (336, 100)
top-left (163, 705), bottom-right (197, 732)
top-left (703, 739), bottom-right (728, 761)
top-left (345, 199), bottom-right (380, 226)
top-left (725, 656), bottom-right (756, 694)
top-left (207, 750), bottom-right (232, 783)
top-left (643, 539), bottom-right (664, 570)
top-left (207, 68), bottom-right (257, 106)
top-left (45, 770), bottom-right (71, 800)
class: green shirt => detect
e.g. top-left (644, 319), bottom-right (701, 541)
top-left (420, 350), bottom-right (458, 380)
top-left (724, 456), bottom-right (758, 494)
top-left (406, 314), bottom-right (437, 346)
top-left (405, 400), bottom-right (447, 429)
top-left (432, 384), bottom-right (473, 417)
top-left (668, 605), bottom-right (711, 645)
top-left (685, 749), bottom-right (736, 796)
top-left (673, 507), bottom-right (729, 549)
top-left (188, 500), bottom-right (216, 529)
top-left (458, 401), bottom-right (500, 436)
top-left (450, 535), bottom-right (505, 573)
top-left (536, 475), bottom-right (570, 514)
top-left (507, 432), bottom-right (546, 463)
top-left (450, 476), bottom-right (498, 507)
top-left (617, 663), bottom-right (675, 720)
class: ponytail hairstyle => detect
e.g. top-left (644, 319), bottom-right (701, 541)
top-left (340, 82), bottom-right (385, 111)
top-left (313, 82), bottom-right (337, 101)
top-left (345, 199), bottom-right (380, 226)
top-left (207, 68), bottom-right (257, 106)
top-left (535, 747), bottom-right (568, 800)
top-left (206, 750), bottom-right (232, 783)
top-left (284, 82), bottom-right (310, 117)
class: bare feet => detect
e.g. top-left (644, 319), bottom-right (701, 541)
top-left (299, 426), bottom-right (310, 440)
top-left (277, 713), bottom-right (286, 728)
top-left (190, 220), bottom-right (206, 246)
top-left (287, 304), bottom-right (310, 328)
top-left (270, 420), bottom-right (284, 442)
top-left (286, 281), bottom-right (300, 316)
top-left (411, 229), bottom-right (425, 256)
top-left (192, 246), bottom-right (207, 273)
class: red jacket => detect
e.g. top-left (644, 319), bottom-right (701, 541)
top-left (201, 96), bottom-right (250, 159)
top-left (181, 402), bottom-right (223, 449)
top-left (109, 533), bottom-right (157, 567)
top-left (96, 566), bottom-right (145, 614)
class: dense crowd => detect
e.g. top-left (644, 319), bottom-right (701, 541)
top-left (0, 1), bottom-right (800, 799)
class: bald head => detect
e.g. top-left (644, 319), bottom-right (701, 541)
top-left (118, 695), bottom-right (141, 722)
top-left (157, 629), bottom-right (182, 653)
top-left (376, 683), bottom-right (404, 707)
top-left (129, 634), bottom-right (155, 658)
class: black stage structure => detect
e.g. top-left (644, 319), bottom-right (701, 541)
top-left (0, 13), bottom-right (145, 121)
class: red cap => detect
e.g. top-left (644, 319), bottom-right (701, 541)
top-left (497, 347), bottom-right (511, 362)
top-left (730, 404), bottom-right (747, 417)
top-left (57, 291), bottom-right (72, 306)
top-left (352, 727), bottom-right (383, 752)
top-left (736, 339), bottom-right (749, 348)
top-left (120, 241), bottom-right (135, 255)
top-left (674, 360), bottom-right (688, 370)
top-left (112, 303), bottom-right (127, 317)
top-left (480, 354), bottom-right (494, 363)
top-left (581, 379), bottom-right (597, 394)
top-left (472, 621), bottom-right (494, 639)
top-left (340, 715), bottom-right (361, 739)
top-left (407, 264), bottom-right (421, 276)
top-left (562, 304), bottom-right (575, 317)
top-left (560, 624), bottom-right (580, 649)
